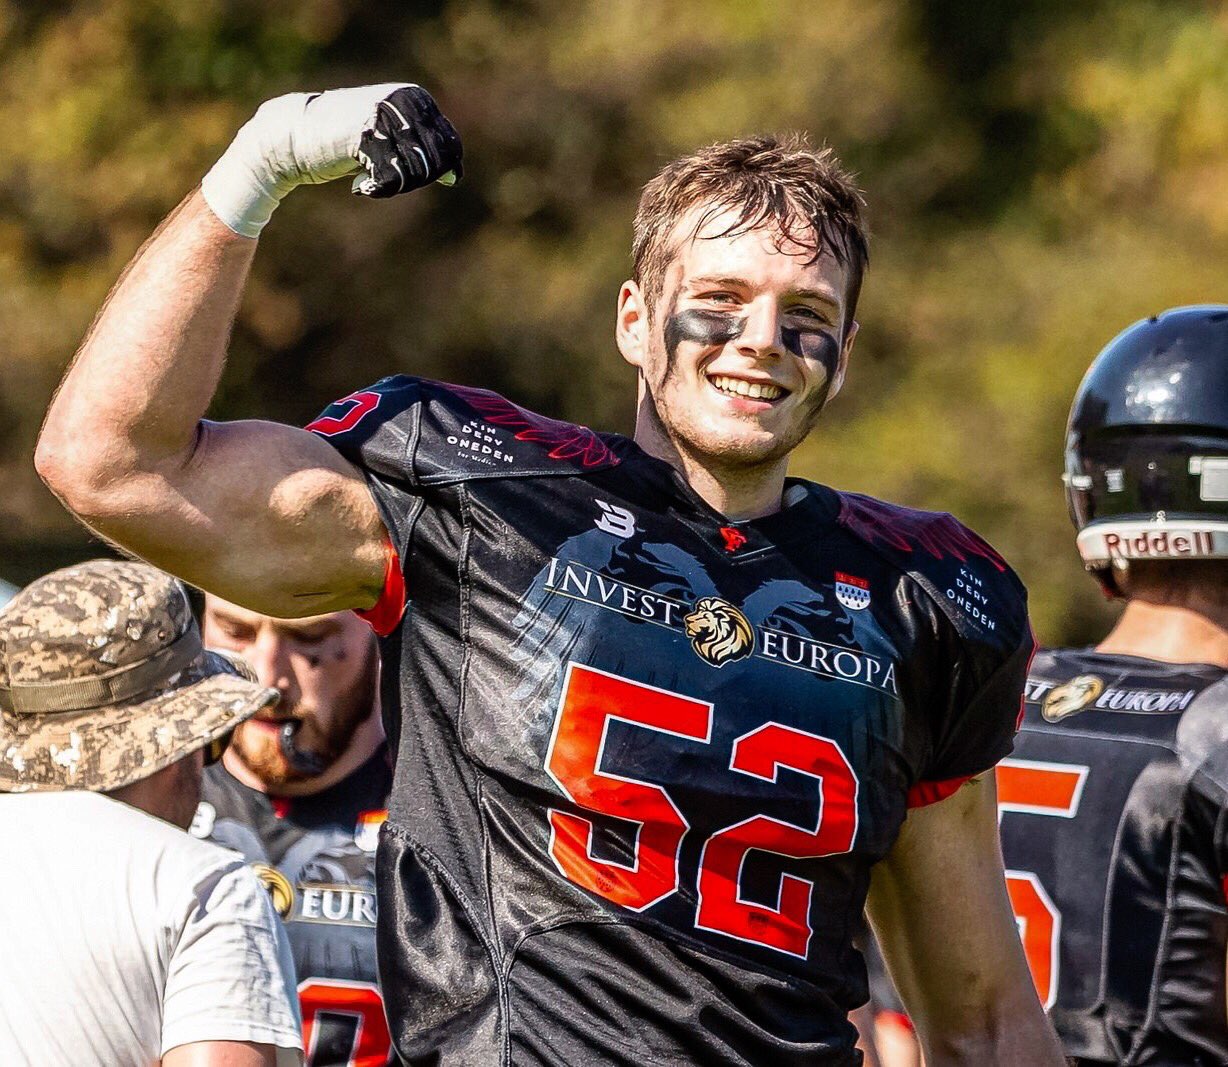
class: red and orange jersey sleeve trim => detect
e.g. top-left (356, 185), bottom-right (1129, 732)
top-left (355, 534), bottom-right (407, 637)
top-left (906, 773), bottom-right (974, 809)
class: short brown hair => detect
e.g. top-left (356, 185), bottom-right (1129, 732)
top-left (632, 134), bottom-right (869, 328)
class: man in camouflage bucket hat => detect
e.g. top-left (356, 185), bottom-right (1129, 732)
top-left (0, 559), bottom-right (305, 1066)
top-left (0, 558), bottom-right (277, 792)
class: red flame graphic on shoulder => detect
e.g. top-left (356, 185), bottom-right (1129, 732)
top-left (447, 384), bottom-right (618, 468)
top-left (837, 493), bottom-right (1006, 572)
top-left (306, 389), bottom-right (382, 437)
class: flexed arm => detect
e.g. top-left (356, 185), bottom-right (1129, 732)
top-left (37, 86), bottom-right (462, 618)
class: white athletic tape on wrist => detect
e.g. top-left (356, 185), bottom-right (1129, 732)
top-left (201, 83), bottom-right (412, 238)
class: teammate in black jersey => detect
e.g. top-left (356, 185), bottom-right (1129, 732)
top-left (190, 598), bottom-right (394, 1067)
top-left (1001, 307), bottom-right (1228, 1065)
top-left (39, 84), bottom-right (1064, 1064)
top-left (866, 306), bottom-right (1228, 1066)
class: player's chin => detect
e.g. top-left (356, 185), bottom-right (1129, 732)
top-left (693, 422), bottom-right (797, 467)
top-left (230, 725), bottom-right (297, 786)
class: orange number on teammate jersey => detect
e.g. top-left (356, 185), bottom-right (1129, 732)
top-left (299, 978), bottom-right (393, 1067)
top-left (546, 663), bottom-right (859, 956)
top-left (995, 758), bottom-right (1088, 1010)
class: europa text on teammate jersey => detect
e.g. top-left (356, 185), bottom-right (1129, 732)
top-left (307, 375), bottom-right (1033, 1066)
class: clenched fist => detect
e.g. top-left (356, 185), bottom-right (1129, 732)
top-left (202, 83), bottom-right (463, 238)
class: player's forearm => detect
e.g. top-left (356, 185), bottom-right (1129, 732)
top-left (38, 190), bottom-right (254, 519)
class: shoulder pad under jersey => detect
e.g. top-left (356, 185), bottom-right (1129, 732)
top-left (835, 491), bottom-right (1029, 648)
top-left (307, 375), bottom-right (622, 486)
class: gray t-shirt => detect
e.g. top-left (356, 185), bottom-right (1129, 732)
top-left (0, 791), bottom-right (303, 1065)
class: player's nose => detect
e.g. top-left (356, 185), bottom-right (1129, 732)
top-left (246, 633), bottom-right (295, 696)
top-left (733, 297), bottom-right (784, 360)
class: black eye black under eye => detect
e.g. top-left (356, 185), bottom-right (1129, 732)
top-left (781, 327), bottom-right (841, 373)
top-left (664, 308), bottom-right (746, 353)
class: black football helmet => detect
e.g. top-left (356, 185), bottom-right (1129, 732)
top-left (1064, 305), bottom-right (1228, 594)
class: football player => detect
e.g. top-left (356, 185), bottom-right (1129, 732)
top-left (998, 306), bottom-right (1228, 1064)
top-left (191, 598), bottom-right (393, 1067)
top-left (38, 84), bottom-right (1064, 1064)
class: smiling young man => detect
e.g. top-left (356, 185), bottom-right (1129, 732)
top-left (37, 84), bottom-right (1063, 1065)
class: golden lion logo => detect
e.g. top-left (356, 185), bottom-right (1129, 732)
top-left (683, 597), bottom-right (755, 668)
top-left (1042, 674), bottom-right (1104, 723)
top-left (252, 862), bottom-right (295, 919)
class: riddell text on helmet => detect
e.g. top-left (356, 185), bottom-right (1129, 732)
top-left (1105, 530), bottom-right (1215, 558)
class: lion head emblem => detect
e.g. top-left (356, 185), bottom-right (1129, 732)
top-left (251, 862), bottom-right (295, 919)
top-left (1042, 674), bottom-right (1104, 723)
top-left (683, 597), bottom-right (755, 668)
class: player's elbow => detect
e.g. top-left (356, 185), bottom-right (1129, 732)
top-left (36, 425), bottom-right (91, 510)
top-left (35, 422), bottom-right (135, 523)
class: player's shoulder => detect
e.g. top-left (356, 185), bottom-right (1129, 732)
top-left (1021, 646), bottom-right (1115, 729)
top-left (94, 791), bottom-right (248, 881)
top-left (307, 374), bottom-right (624, 486)
top-left (1173, 673), bottom-right (1228, 789)
top-left (1028, 645), bottom-right (1088, 682)
top-left (1025, 646), bottom-right (1227, 740)
top-left (833, 489), bottom-right (1027, 645)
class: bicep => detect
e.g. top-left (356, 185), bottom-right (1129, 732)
top-left (93, 418), bottom-right (388, 616)
top-left (865, 774), bottom-right (1037, 1039)
top-left (162, 1041), bottom-right (281, 1067)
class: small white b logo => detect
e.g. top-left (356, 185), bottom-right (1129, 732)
top-left (594, 500), bottom-right (637, 539)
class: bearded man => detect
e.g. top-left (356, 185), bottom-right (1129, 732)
top-left (191, 599), bottom-right (391, 1067)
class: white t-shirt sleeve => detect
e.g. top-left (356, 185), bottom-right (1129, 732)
top-left (161, 859), bottom-right (303, 1063)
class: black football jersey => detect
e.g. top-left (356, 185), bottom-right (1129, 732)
top-left (308, 376), bottom-right (1033, 1066)
top-left (1000, 647), bottom-right (1228, 1065)
top-left (193, 748), bottom-right (394, 1067)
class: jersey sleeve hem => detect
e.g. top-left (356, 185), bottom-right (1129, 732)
top-left (355, 532), bottom-right (408, 637)
top-left (906, 772), bottom-right (977, 808)
top-left (875, 1009), bottom-right (916, 1033)
top-left (161, 1019), bottom-right (304, 1056)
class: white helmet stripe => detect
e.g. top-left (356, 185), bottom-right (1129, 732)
top-left (1077, 520), bottom-right (1228, 565)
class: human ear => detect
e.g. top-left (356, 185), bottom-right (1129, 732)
top-left (615, 280), bottom-right (649, 370)
top-left (827, 319), bottom-right (858, 401)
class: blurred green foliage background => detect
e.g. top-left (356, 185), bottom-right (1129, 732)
top-left (2, 0), bottom-right (1226, 644)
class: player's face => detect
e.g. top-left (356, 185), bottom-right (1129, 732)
top-left (203, 597), bottom-right (379, 789)
top-left (618, 206), bottom-right (857, 472)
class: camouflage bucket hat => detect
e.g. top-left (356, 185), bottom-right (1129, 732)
top-left (0, 559), bottom-right (278, 792)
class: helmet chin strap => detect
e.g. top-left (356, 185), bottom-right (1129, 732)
top-left (279, 721), bottom-right (328, 776)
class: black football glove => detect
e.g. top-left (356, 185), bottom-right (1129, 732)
top-left (353, 85), bottom-right (463, 198)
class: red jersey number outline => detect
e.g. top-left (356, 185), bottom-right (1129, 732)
top-left (995, 757), bottom-right (1089, 1010)
top-left (696, 723), bottom-right (859, 958)
top-left (545, 663), bottom-right (712, 912)
top-left (306, 390), bottom-right (382, 437)
top-left (299, 977), bottom-right (393, 1067)
top-left (545, 662), bottom-right (859, 958)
